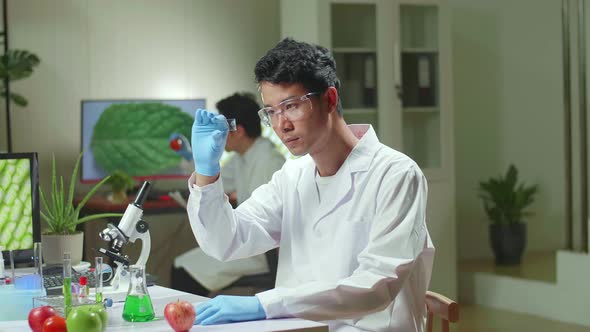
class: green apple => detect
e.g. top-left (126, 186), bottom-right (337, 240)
top-left (80, 304), bottom-right (108, 330)
top-left (66, 307), bottom-right (103, 332)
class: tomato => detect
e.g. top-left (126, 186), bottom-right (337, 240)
top-left (170, 138), bottom-right (183, 151)
top-left (28, 306), bottom-right (57, 332)
top-left (42, 315), bottom-right (67, 332)
top-left (66, 307), bottom-right (103, 332)
top-left (164, 300), bottom-right (196, 332)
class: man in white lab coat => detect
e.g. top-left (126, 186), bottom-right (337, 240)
top-left (173, 93), bottom-right (285, 296)
top-left (187, 38), bottom-right (435, 332)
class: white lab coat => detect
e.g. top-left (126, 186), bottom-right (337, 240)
top-left (175, 137), bottom-right (285, 290)
top-left (187, 125), bottom-right (434, 332)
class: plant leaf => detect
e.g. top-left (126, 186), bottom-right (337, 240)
top-left (0, 49), bottom-right (40, 81)
top-left (9, 92), bottom-right (27, 107)
top-left (73, 175), bottom-right (111, 219)
top-left (76, 213), bottom-right (123, 225)
top-left (90, 103), bottom-right (193, 176)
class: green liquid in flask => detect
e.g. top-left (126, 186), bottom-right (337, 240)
top-left (122, 294), bottom-right (155, 322)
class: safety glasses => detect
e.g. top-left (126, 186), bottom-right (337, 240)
top-left (258, 92), bottom-right (319, 127)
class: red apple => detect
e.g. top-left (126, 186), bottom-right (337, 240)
top-left (164, 300), bottom-right (196, 332)
top-left (28, 306), bottom-right (57, 332)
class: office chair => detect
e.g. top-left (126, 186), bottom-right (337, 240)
top-left (425, 290), bottom-right (459, 332)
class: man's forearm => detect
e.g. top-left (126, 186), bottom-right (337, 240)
top-left (195, 173), bottom-right (220, 187)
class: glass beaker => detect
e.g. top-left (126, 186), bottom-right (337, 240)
top-left (122, 265), bottom-right (154, 322)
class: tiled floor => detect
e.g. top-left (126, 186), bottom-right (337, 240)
top-left (458, 251), bottom-right (556, 283)
top-left (455, 252), bottom-right (589, 331)
top-left (442, 305), bottom-right (590, 332)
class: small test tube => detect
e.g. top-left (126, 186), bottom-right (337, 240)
top-left (78, 276), bottom-right (89, 301)
top-left (227, 118), bottom-right (237, 131)
top-left (0, 246), bottom-right (5, 285)
top-left (9, 250), bottom-right (15, 283)
top-left (94, 257), bottom-right (103, 303)
top-left (33, 243), bottom-right (43, 290)
top-left (63, 252), bottom-right (72, 315)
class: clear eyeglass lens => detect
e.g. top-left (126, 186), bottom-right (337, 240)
top-left (258, 93), bottom-right (315, 126)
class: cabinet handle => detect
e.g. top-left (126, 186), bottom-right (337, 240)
top-left (395, 84), bottom-right (403, 101)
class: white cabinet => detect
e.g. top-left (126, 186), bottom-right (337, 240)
top-left (281, 0), bottom-right (456, 298)
top-left (281, 0), bottom-right (453, 181)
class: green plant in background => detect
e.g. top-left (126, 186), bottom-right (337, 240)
top-left (478, 164), bottom-right (538, 224)
top-left (106, 170), bottom-right (135, 193)
top-left (40, 153), bottom-right (122, 234)
top-left (0, 48), bottom-right (41, 107)
top-left (0, 158), bottom-right (34, 250)
top-left (90, 103), bottom-right (193, 176)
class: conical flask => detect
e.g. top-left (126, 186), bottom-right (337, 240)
top-left (122, 265), bottom-right (154, 322)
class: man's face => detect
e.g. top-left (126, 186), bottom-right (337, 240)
top-left (260, 82), bottom-right (329, 156)
top-left (224, 130), bottom-right (237, 152)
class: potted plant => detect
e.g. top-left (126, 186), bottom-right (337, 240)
top-left (479, 164), bottom-right (538, 265)
top-left (40, 153), bottom-right (122, 265)
top-left (105, 170), bottom-right (135, 204)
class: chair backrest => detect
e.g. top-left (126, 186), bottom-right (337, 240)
top-left (425, 290), bottom-right (459, 332)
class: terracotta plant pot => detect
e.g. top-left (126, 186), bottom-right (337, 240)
top-left (41, 232), bottom-right (84, 265)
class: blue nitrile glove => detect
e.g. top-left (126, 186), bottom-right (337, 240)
top-left (194, 295), bottom-right (266, 325)
top-left (191, 109), bottom-right (229, 176)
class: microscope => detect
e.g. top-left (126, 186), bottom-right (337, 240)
top-left (98, 181), bottom-right (152, 291)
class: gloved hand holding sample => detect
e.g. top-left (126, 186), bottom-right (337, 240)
top-left (194, 295), bottom-right (266, 325)
top-left (191, 109), bottom-right (229, 176)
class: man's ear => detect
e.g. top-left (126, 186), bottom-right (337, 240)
top-left (235, 124), bottom-right (246, 137)
top-left (325, 87), bottom-right (338, 114)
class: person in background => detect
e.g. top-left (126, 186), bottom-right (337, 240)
top-left (187, 38), bottom-right (434, 332)
top-left (172, 92), bottom-right (285, 297)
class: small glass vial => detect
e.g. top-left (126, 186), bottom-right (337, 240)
top-left (78, 276), bottom-right (89, 301)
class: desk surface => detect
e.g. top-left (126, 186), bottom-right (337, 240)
top-left (0, 286), bottom-right (328, 332)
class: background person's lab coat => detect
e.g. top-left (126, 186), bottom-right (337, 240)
top-left (174, 137), bottom-right (285, 291)
top-left (187, 125), bottom-right (435, 332)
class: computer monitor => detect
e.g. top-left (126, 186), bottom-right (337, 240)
top-left (0, 152), bottom-right (41, 265)
top-left (80, 99), bottom-right (206, 183)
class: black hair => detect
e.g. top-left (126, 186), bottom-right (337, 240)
top-left (254, 37), bottom-right (342, 115)
top-left (216, 92), bottom-right (262, 139)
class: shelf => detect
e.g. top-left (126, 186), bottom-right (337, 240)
top-left (403, 107), bottom-right (439, 113)
top-left (333, 47), bottom-right (377, 54)
top-left (402, 48), bottom-right (438, 53)
top-left (343, 108), bottom-right (377, 115)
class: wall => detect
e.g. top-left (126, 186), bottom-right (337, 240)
top-left (451, 0), bottom-right (566, 259)
top-left (8, 0), bottom-right (280, 287)
top-left (8, 0), bottom-right (280, 192)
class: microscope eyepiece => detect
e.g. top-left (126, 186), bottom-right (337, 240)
top-left (134, 181), bottom-right (152, 207)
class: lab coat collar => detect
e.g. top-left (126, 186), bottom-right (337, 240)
top-left (346, 124), bottom-right (381, 173)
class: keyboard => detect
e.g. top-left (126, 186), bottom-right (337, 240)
top-left (42, 265), bottom-right (106, 292)
top-left (42, 264), bottom-right (156, 295)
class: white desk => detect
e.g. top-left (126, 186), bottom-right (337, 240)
top-left (0, 286), bottom-right (328, 332)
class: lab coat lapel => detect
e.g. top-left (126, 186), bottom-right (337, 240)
top-left (312, 164), bottom-right (354, 228)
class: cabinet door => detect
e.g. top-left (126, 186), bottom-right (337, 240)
top-left (397, 0), bottom-right (451, 179)
top-left (330, 2), bottom-right (380, 131)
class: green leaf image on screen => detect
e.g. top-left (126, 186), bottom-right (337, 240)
top-left (0, 159), bottom-right (34, 250)
top-left (90, 103), bottom-right (193, 176)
